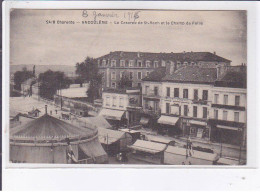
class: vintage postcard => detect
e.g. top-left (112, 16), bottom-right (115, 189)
top-left (6, 8), bottom-right (248, 166)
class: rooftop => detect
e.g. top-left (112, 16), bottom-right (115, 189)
top-left (98, 51), bottom-right (231, 63)
top-left (163, 66), bottom-right (217, 84)
top-left (142, 67), bottom-right (166, 82)
top-left (215, 71), bottom-right (247, 88)
top-left (103, 87), bottom-right (140, 95)
top-left (10, 114), bottom-right (96, 140)
top-left (59, 87), bottom-right (88, 98)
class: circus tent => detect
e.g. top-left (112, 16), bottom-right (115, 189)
top-left (10, 112), bottom-right (108, 164)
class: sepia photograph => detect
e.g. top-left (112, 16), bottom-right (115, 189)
top-left (8, 9), bottom-right (247, 166)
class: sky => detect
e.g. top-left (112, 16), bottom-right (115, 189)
top-left (10, 10), bottom-right (247, 66)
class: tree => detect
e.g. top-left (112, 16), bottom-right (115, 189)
top-left (75, 57), bottom-right (102, 102)
top-left (75, 57), bottom-right (98, 82)
top-left (13, 67), bottom-right (34, 90)
top-left (38, 70), bottom-right (71, 100)
top-left (87, 73), bottom-right (103, 103)
top-left (118, 73), bottom-right (133, 89)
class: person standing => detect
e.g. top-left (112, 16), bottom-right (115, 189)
top-left (65, 138), bottom-right (78, 164)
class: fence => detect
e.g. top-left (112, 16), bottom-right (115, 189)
top-left (54, 95), bottom-right (99, 113)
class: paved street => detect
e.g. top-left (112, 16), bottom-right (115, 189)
top-left (138, 128), bottom-right (246, 161)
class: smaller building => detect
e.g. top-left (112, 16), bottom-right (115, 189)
top-left (209, 69), bottom-right (247, 146)
top-left (128, 140), bottom-right (167, 164)
top-left (28, 108), bottom-right (41, 118)
top-left (141, 67), bottom-right (166, 127)
top-left (100, 88), bottom-right (142, 128)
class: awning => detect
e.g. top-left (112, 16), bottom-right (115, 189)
top-left (119, 128), bottom-right (140, 134)
top-left (78, 138), bottom-right (108, 164)
top-left (146, 135), bottom-right (174, 144)
top-left (99, 108), bottom-right (125, 120)
top-left (189, 120), bottom-right (207, 126)
top-left (128, 140), bottom-right (167, 154)
top-left (217, 157), bottom-right (240, 165)
top-left (140, 117), bottom-right (149, 125)
top-left (158, 115), bottom-right (179, 126)
top-left (98, 127), bottom-right (132, 146)
top-left (217, 125), bottom-right (239, 131)
top-left (164, 146), bottom-right (218, 164)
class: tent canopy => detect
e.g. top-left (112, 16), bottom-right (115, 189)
top-left (217, 125), bottom-right (239, 131)
top-left (99, 108), bottom-right (125, 120)
top-left (119, 128), bottom-right (141, 134)
top-left (78, 138), bottom-right (108, 164)
top-left (128, 140), bottom-right (167, 154)
top-left (146, 135), bottom-right (174, 144)
top-left (217, 157), bottom-right (240, 165)
top-left (80, 115), bottom-right (112, 129)
top-left (158, 115), bottom-right (179, 126)
top-left (98, 127), bottom-right (131, 145)
top-left (165, 146), bottom-right (217, 161)
top-left (10, 114), bottom-right (96, 142)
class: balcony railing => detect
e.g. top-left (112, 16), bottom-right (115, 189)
top-left (143, 92), bottom-right (160, 99)
top-left (192, 99), bottom-right (208, 105)
top-left (211, 104), bottom-right (245, 111)
top-left (142, 107), bottom-right (161, 116)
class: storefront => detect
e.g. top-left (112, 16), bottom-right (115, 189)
top-left (157, 115), bottom-right (181, 136)
top-left (128, 140), bottom-right (167, 164)
top-left (99, 108), bottom-right (127, 128)
top-left (189, 120), bottom-right (209, 140)
top-left (127, 107), bottom-right (142, 127)
top-left (209, 119), bottom-right (245, 146)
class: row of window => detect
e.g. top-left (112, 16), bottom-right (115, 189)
top-left (111, 71), bottom-right (150, 80)
top-left (110, 82), bottom-right (142, 88)
top-left (165, 103), bottom-right (240, 122)
top-left (105, 96), bottom-right (124, 108)
top-left (214, 109), bottom-right (240, 122)
top-left (144, 86), bottom-right (159, 96)
top-left (164, 88), bottom-right (241, 106)
top-left (166, 88), bottom-right (208, 101)
top-left (214, 94), bottom-right (240, 106)
top-left (99, 59), bottom-right (160, 68)
top-left (165, 103), bottom-right (208, 118)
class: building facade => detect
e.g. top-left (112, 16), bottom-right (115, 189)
top-left (97, 51), bottom-right (231, 89)
top-left (157, 65), bottom-right (246, 146)
top-left (159, 67), bottom-right (217, 137)
top-left (100, 88), bottom-right (142, 128)
top-left (209, 69), bottom-right (247, 146)
top-left (140, 67), bottom-right (166, 126)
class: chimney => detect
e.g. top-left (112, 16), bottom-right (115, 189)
top-left (213, 51), bottom-right (216, 55)
top-left (120, 51), bottom-right (123, 57)
top-left (45, 105), bottom-right (47, 114)
top-left (137, 52), bottom-right (140, 58)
